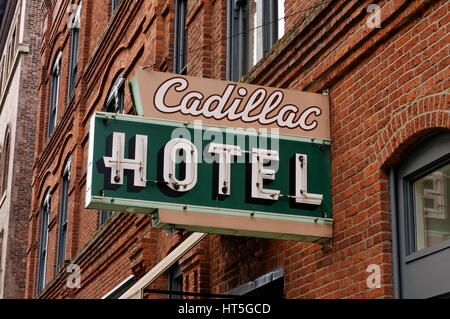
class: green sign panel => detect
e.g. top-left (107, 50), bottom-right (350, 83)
top-left (86, 112), bottom-right (332, 241)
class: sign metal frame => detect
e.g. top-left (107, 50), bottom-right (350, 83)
top-left (86, 112), bottom-right (333, 242)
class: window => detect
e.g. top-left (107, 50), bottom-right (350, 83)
top-left (111, 0), bottom-right (122, 13)
top-left (174, 0), bottom-right (187, 75)
top-left (168, 263), bottom-right (183, 299)
top-left (100, 73), bottom-right (125, 226)
top-left (411, 163), bottom-right (450, 251)
top-left (105, 72), bottom-right (125, 114)
top-left (227, 0), bottom-right (284, 81)
top-left (99, 210), bottom-right (112, 226)
top-left (57, 158), bottom-right (71, 268)
top-left (68, 2), bottom-right (81, 99)
top-left (391, 131), bottom-right (450, 298)
top-left (1, 129), bottom-right (10, 196)
top-left (37, 192), bottom-right (51, 295)
top-left (48, 52), bottom-right (62, 136)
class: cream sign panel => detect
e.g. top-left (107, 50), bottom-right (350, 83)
top-left (130, 70), bottom-right (330, 141)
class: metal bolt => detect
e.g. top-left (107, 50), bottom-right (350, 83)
top-left (299, 155), bottom-right (304, 168)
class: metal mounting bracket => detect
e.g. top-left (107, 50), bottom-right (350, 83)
top-left (319, 238), bottom-right (333, 252)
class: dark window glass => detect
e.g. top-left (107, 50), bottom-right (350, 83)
top-left (168, 263), bottom-right (183, 299)
top-left (174, 0), bottom-right (188, 75)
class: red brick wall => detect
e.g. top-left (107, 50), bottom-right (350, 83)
top-left (243, 0), bottom-right (449, 298)
top-left (26, 0), bottom-right (449, 299)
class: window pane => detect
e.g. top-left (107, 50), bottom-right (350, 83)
top-left (277, 0), bottom-right (284, 40)
top-left (57, 172), bottom-right (69, 267)
top-left (100, 210), bottom-right (112, 226)
top-left (112, 0), bottom-right (121, 12)
top-left (68, 27), bottom-right (79, 97)
top-left (105, 76), bottom-right (124, 114)
top-left (168, 263), bottom-right (182, 299)
top-left (37, 200), bottom-right (50, 294)
top-left (247, 0), bottom-right (262, 71)
top-left (174, 0), bottom-right (187, 75)
top-left (414, 163), bottom-right (450, 251)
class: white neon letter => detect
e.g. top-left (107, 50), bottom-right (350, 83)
top-left (251, 148), bottom-right (280, 200)
top-left (208, 143), bottom-right (242, 195)
top-left (295, 154), bottom-right (323, 205)
top-left (163, 138), bottom-right (198, 192)
top-left (103, 132), bottom-right (147, 187)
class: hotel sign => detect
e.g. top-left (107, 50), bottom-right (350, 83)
top-left (86, 71), bottom-right (332, 241)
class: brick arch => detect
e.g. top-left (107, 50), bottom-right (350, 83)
top-left (51, 132), bottom-right (74, 176)
top-left (88, 44), bottom-right (136, 115)
top-left (47, 35), bottom-right (64, 75)
top-left (36, 170), bottom-right (53, 204)
top-left (1, 124), bottom-right (11, 195)
top-left (376, 93), bottom-right (449, 170)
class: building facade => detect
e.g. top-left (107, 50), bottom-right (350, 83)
top-left (26, 0), bottom-right (449, 299)
top-left (0, 0), bottom-right (41, 298)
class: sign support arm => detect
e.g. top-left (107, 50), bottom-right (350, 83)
top-left (119, 231), bottom-right (208, 299)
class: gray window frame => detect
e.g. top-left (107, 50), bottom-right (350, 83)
top-left (111, 0), bottom-right (122, 13)
top-left (390, 131), bottom-right (450, 299)
top-left (68, 2), bottom-right (81, 100)
top-left (56, 158), bottom-right (71, 269)
top-left (174, 0), bottom-right (188, 75)
top-left (226, 0), bottom-right (281, 82)
top-left (48, 52), bottom-right (62, 136)
top-left (37, 191), bottom-right (51, 295)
